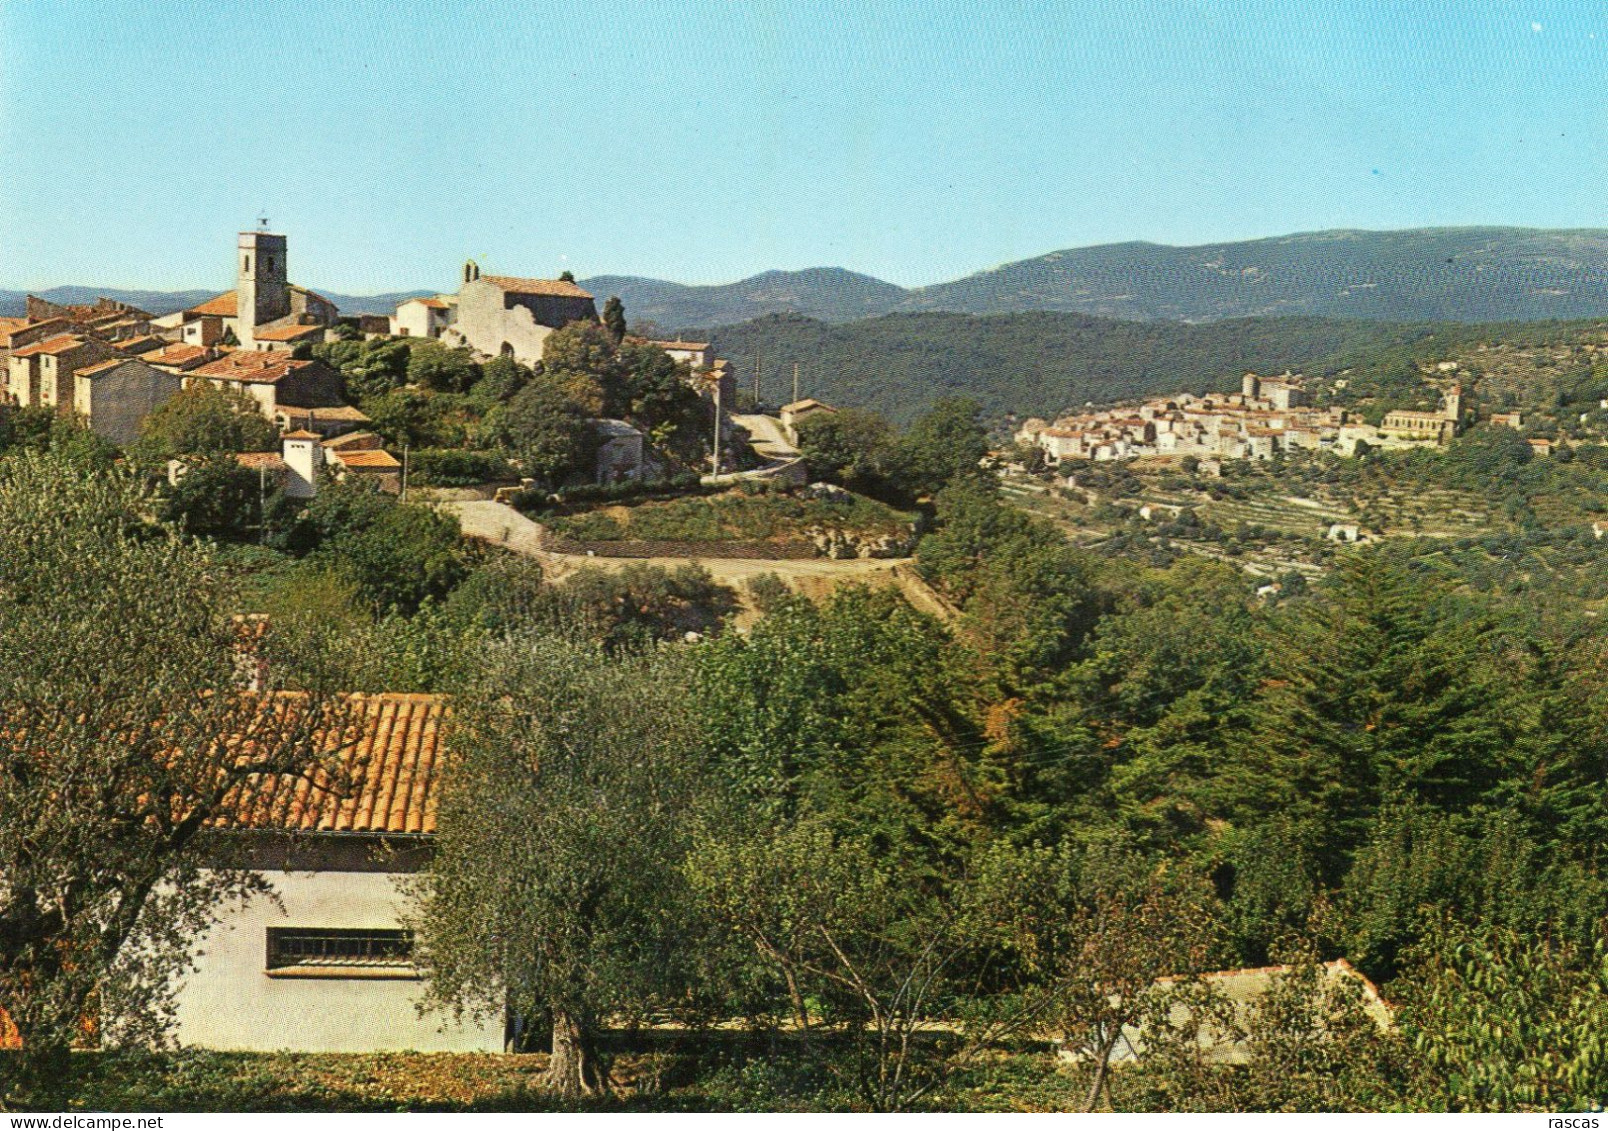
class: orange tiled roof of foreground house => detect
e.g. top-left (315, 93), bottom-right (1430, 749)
top-left (190, 292), bottom-right (238, 317)
top-left (480, 275), bottom-right (593, 300)
top-left (214, 693), bottom-right (447, 835)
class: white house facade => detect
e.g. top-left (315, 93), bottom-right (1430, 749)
top-left (171, 693), bottom-right (503, 1054)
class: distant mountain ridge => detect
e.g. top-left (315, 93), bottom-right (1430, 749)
top-left (585, 228), bottom-right (1608, 329)
top-left (17, 227), bottom-right (1608, 328)
top-left (580, 267), bottom-right (907, 328)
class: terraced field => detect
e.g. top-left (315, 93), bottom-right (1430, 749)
top-left (1002, 467), bottom-right (1506, 577)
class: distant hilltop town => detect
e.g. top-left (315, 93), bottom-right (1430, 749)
top-left (1016, 372), bottom-right (1463, 465)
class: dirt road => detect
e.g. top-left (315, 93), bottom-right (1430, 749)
top-left (443, 498), bottom-right (914, 590)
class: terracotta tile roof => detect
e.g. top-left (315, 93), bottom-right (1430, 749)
top-left (215, 693), bottom-right (447, 835)
top-left (280, 429), bottom-right (321, 440)
top-left (403, 297), bottom-right (450, 309)
top-left (252, 323), bottom-right (325, 342)
top-left (782, 398), bottom-right (832, 413)
top-left (190, 292), bottom-right (238, 317)
top-left (333, 449), bottom-right (401, 469)
top-left (0, 317), bottom-right (29, 336)
top-left (145, 344), bottom-right (213, 369)
top-left (11, 334), bottom-right (86, 358)
top-left (191, 352), bottom-right (312, 383)
top-left (112, 335), bottom-right (164, 354)
top-left (283, 404), bottom-right (371, 425)
top-left (76, 358), bottom-right (134, 378)
top-left (322, 430), bottom-right (382, 450)
top-left (481, 275), bottom-right (594, 300)
top-left (649, 339), bottom-right (710, 352)
top-left (235, 451), bottom-right (288, 471)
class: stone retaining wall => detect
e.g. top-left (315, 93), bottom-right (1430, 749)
top-left (539, 532), bottom-right (820, 560)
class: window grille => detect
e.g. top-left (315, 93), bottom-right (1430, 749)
top-left (265, 927), bottom-right (415, 972)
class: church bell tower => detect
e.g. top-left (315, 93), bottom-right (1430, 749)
top-left (237, 226), bottom-right (290, 347)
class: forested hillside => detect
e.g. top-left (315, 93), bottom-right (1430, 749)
top-left (703, 311), bottom-right (1428, 420)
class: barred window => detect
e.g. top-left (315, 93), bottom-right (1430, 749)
top-left (265, 928), bottom-right (415, 975)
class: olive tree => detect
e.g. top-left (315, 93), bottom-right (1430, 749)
top-left (0, 452), bottom-right (343, 1088)
top-left (410, 633), bottom-right (707, 1098)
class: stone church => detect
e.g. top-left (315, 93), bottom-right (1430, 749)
top-left (434, 261), bottom-right (599, 364)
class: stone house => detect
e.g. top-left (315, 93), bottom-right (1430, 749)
top-left (170, 692), bottom-right (503, 1053)
top-left (278, 403), bottom-right (373, 439)
top-left (7, 334), bottom-right (121, 411)
top-left (391, 297), bottom-right (455, 339)
top-left (1064, 959), bottom-right (1391, 1068)
top-left (0, 315), bottom-right (75, 369)
top-left (186, 352), bottom-right (347, 423)
top-left (649, 339), bottom-right (709, 370)
top-left (327, 446), bottom-right (403, 492)
top-left (71, 358), bottom-right (183, 445)
top-left (446, 262), bottom-right (598, 364)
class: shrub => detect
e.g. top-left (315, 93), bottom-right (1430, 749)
top-left (409, 449), bottom-right (517, 487)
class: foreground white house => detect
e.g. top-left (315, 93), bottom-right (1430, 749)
top-left (172, 692), bottom-right (503, 1053)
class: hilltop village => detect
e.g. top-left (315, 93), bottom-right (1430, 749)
top-left (1016, 371), bottom-right (1465, 465)
top-left (0, 228), bottom-right (752, 494)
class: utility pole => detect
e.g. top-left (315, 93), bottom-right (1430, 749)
top-left (712, 379), bottom-right (722, 477)
top-left (793, 362), bottom-right (800, 405)
top-left (401, 443), bottom-right (409, 500)
top-left (754, 351), bottom-right (763, 410)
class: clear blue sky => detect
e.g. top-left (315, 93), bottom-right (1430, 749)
top-left (3, 0), bottom-right (1606, 293)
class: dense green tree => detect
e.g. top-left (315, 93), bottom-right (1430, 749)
top-left (0, 452), bottom-right (342, 1086)
top-left (616, 342), bottom-right (703, 437)
top-left (893, 396), bottom-right (989, 499)
top-left (361, 387), bottom-right (472, 449)
top-left (413, 634), bottom-right (707, 1096)
top-left (471, 355), bottom-right (533, 405)
top-left (602, 296), bottom-right (627, 343)
top-left (135, 384), bottom-right (277, 459)
top-left (491, 378), bottom-right (595, 483)
top-left (158, 456), bottom-right (267, 541)
top-left (1396, 921), bottom-right (1608, 1111)
top-left (405, 340), bottom-right (481, 394)
top-left (795, 407), bottom-right (897, 490)
top-left (917, 481), bottom-right (1102, 686)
